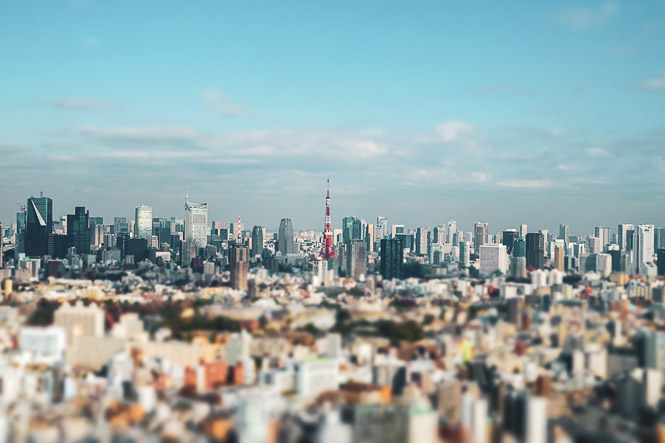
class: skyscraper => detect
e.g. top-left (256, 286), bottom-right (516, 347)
top-left (432, 225), bottom-right (445, 244)
top-left (342, 216), bottom-right (366, 244)
top-left (634, 224), bottom-right (657, 276)
top-left (346, 239), bottom-right (367, 280)
top-left (473, 222), bottom-right (488, 252)
top-left (375, 216), bottom-right (388, 240)
top-left (526, 233), bottom-right (545, 270)
top-left (229, 244), bottom-right (249, 290)
top-left (447, 220), bottom-right (457, 245)
top-left (134, 205), bottom-right (153, 243)
top-left (479, 244), bottom-right (508, 275)
top-left (251, 225), bottom-right (264, 258)
top-left (594, 226), bottom-right (610, 250)
top-left (380, 238), bottom-right (404, 280)
top-left (67, 207), bottom-right (90, 254)
top-left (459, 240), bottom-right (470, 268)
top-left (554, 245), bottom-right (565, 271)
top-left (277, 218), bottom-right (296, 255)
top-left (415, 227), bottom-right (429, 256)
top-left (502, 229), bottom-right (518, 255)
top-left (25, 196), bottom-right (53, 257)
top-left (618, 223), bottom-right (634, 251)
top-left (657, 248), bottom-right (665, 277)
top-left (558, 224), bottom-right (569, 245)
top-left (184, 198), bottom-right (208, 249)
top-left (519, 224), bottom-right (528, 239)
top-left (114, 217), bottom-right (129, 235)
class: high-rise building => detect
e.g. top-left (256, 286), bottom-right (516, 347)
top-left (229, 245), bottom-right (249, 290)
top-left (54, 300), bottom-right (104, 345)
top-left (432, 225), bottom-right (445, 244)
top-left (415, 227), bottom-right (429, 256)
top-left (251, 225), bottom-right (264, 258)
top-left (514, 237), bottom-right (526, 258)
top-left (184, 199), bottom-right (208, 249)
top-left (277, 218), bottom-right (296, 255)
top-left (346, 239), bottom-right (367, 280)
top-left (587, 236), bottom-right (602, 254)
top-left (114, 217), bottom-right (129, 235)
top-left (473, 222), bottom-right (488, 251)
top-left (655, 227), bottom-right (665, 250)
top-left (502, 229), bottom-right (519, 255)
top-left (657, 248), bottom-right (665, 277)
top-left (618, 223), bottom-right (634, 251)
top-left (526, 233), bottom-right (545, 270)
top-left (134, 205), bottom-right (153, 243)
top-left (447, 220), bottom-right (457, 245)
top-left (375, 216), bottom-right (388, 240)
top-left (380, 238), bottom-right (404, 280)
top-left (391, 224), bottom-right (405, 238)
top-left (558, 224), bottom-right (569, 245)
top-left (554, 245), bottom-right (565, 271)
top-left (479, 244), bottom-right (508, 275)
top-left (342, 216), bottom-right (366, 244)
top-left (634, 224), bottom-right (657, 276)
top-left (594, 226), bottom-right (610, 250)
top-left (459, 240), bottom-right (470, 268)
top-left (25, 196), bottom-right (53, 257)
top-left (519, 224), bottom-right (528, 239)
top-left (67, 207), bottom-right (90, 254)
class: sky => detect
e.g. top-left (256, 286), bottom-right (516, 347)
top-left (1, 0), bottom-right (665, 234)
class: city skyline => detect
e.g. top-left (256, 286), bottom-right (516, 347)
top-left (2, 1), bottom-right (665, 230)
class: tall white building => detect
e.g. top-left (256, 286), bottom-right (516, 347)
top-left (375, 216), bottom-right (388, 240)
top-left (519, 224), bottom-right (528, 239)
top-left (134, 205), bottom-right (153, 242)
top-left (447, 220), bottom-right (457, 245)
top-left (184, 199), bottom-right (208, 249)
top-left (479, 244), bottom-right (508, 275)
top-left (635, 224), bottom-right (657, 276)
top-left (53, 300), bottom-right (105, 345)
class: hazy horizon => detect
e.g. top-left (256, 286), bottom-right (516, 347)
top-left (2, 1), bottom-right (664, 233)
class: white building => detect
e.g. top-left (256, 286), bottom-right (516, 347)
top-left (185, 200), bottom-right (208, 249)
top-left (294, 358), bottom-right (339, 398)
top-left (134, 204), bottom-right (153, 242)
top-left (479, 244), bottom-right (508, 275)
top-left (635, 224), bottom-right (657, 276)
top-left (19, 326), bottom-right (66, 363)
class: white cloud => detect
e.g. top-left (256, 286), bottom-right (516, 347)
top-left (46, 98), bottom-right (110, 110)
top-left (435, 121), bottom-right (475, 143)
top-left (585, 147), bottom-right (612, 158)
top-left (497, 179), bottom-right (553, 189)
top-left (636, 71), bottom-right (665, 91)
top-left (555, 2), bottom-right (618, 30)
top-left (201, 90), bottom-right (255, 117)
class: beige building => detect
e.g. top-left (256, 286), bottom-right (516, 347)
top-left (54, 300), bottom-right (105, 345)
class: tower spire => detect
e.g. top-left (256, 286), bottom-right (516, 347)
top-left (320, 176), bottom-right (337, 260)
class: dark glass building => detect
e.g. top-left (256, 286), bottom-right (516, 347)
top-left (502, 230), bottom-right (519, 255)
top-left (658, 248), bottom-right (665, 277)
top-left (525, 232), bottom-right (545, 270)
top-left (380, 238), bottom-right (404, 280)
top-left (67, 206), bottom-right (91, 254)
top-left (25, 196), bottom-right (53, 257)
top-left (251, 225), bottom-right (264, 258)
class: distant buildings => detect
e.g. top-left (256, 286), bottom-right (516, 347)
top-left (277, 218), bottom-right (296, 255)
top-left (526, 233), bottom-right (545, 270)
top-left (184, 200), bottom-right (208, 249)
top-left (67, 207), bottom-right (90, 255)
top-left (380, 238), bottom-right (403, 280)
top-left (251, 225), bottom-right (264, 258)
top-left (134, 205), bottom-right (153, 243)
top-left (473, 222), bottom-right (488, 252)
top-left (25, 196), bottom-right (52, 257)
top-left (229, 244), bottom-right (249, 290)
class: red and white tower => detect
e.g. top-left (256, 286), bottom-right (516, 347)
top-left (320, 178), bottom-right (337, 260)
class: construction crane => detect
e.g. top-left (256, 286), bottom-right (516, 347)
top-left (16, 203), bottom-right (26, 212)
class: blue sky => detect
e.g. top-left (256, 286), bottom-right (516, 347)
top-left (1, 0), bottom-right (664, 233)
